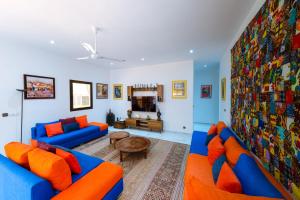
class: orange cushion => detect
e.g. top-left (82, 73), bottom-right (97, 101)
top-left (30, 139), bottom-right (38, 148)
top-left (216, 162), bottom-right (242, 193)
top-left (207, 136), bottom-right (225, 165)
top-left (45, 122), bottom-right (64, 137)
top-left (89, 122), bottom-right (108, 131)
top-left (75, 115), bottom-right (88, 129)
top-left (56, 148), bottom-right (81, 174)
top-left (217, 121), bottom-right (227, 134)
top-left (4, 142), bottom-right (34, 168)
top-left (208, 124), bottom-right (217, 135)
top-left (224, 137), bottom-right (250, 166)
top-left (28, 148), bottom-right (72, 191)
top-left (184, 154), bottom-right (215, 187)
top-left (51, 162), bottom-right (123, 200)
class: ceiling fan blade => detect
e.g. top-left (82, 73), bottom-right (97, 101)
top-left (81, 42), bottom-right (96, 54)
top-left (76, 56), bottom-right (89, 60)
top-left (98, 56), bottom-right (126, 62)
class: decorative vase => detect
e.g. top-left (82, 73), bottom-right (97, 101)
top-left (106, 109), bottom-right (115, 126)
top-left (127, 109), bottom-right (132, 118)
top-left (157, 109), bottom-right (161, 121)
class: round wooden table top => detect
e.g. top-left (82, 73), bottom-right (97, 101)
top-left (109, 131), bottom-right (130, 140)
top-left (116, 136), bottom-right (151, 153)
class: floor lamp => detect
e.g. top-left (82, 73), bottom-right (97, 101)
top-left (16, 89), bottom-right (25, 143)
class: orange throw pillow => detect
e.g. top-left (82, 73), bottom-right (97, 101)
top-left (28, 148), bottom-right (72, 191)
top-left (45, 122), bottom-right (64, 137)
top-left (216, 162), bottom-right (242, 193)
top-left (4, 142), bottom-right (34, 168)
top-left (217, 121), bottom-right (227, 134)
top-left (224, 137), bottom-right (250, 166)
top-left (208, 124), bottom-right (217, 135)
top-left (56, 148), bottom-right (81, 174)
top-left (75, 115), bottom-right (88, 128)
top-left (207, 136), bottom-right (225, 165)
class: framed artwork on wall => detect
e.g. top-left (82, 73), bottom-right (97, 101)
top-left (24, 74), bottom-right (55, 99)
top-left (201, 85), bottom-right (212, 98)
top-left (172, 80), bottom-right (187, 99)
top-left (70, 80), bottom-right (93, 111)
top-left (221, 78), bottom-right (226, 101)
top-left (96, 83), bottom-right (108, 99)
top-left (113, 84), bottom-right (123, 100)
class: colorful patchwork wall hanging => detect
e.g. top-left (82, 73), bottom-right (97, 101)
top-left (231, 0), bottom-right (300, 195)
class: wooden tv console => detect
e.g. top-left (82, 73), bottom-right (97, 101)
top-left (125, 118), bottom-right (163, 133)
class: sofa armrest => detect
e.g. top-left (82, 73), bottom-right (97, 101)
top-left (0, 154), bottom-right (54, 200)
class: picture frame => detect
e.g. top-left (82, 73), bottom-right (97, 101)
top-left (201, 85), bottom-right (212, 98)
top-left (172, 80), bottom-right (187, 99)
top-left (113, 84), bottom-right (123, 100)
top-left (70, 80), bottom-right (93, 111)
top-left (96, 83), bottom-right (108, 99)
top-left (221, 78), bottom-right (226, 101)
top-left (24, 74), bottom-right (55, 99)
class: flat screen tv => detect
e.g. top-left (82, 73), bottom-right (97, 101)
top-left (132, 96), bottom-right (156, 112)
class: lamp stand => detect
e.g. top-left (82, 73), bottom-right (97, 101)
top-left (16, 89), bottom-right (25, 143)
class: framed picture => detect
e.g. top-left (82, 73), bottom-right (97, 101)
top-left (172, 80), bottom-right (187, 99)
top-left (96, 83), bottom-right (108, 99)
top-left (201, 85), bottom-right (212, 98)
top-left (70, 80), bottom-right (93, 111)
top-left (113, 84), bottom-right (123, 100)
top-left (24, 74), bottom-right (55, 99)
top-left (221, 78), bottom-right (226, 101)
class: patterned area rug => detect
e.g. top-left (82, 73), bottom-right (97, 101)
top-left (74, 135), bottom-right (189, 200)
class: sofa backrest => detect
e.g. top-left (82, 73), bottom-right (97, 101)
top-left (0, 154), bottom-right (54, 200)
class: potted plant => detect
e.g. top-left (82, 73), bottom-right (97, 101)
top-left (127, 109), bottom-right (132, 118)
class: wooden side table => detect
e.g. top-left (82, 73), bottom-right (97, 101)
top-left (114, 121), bottom-right (126, 129)
top-left (109, 131), bottom-right (130, 149)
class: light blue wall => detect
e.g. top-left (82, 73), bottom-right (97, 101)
top-left (193, 63), bottom-right (219, 124)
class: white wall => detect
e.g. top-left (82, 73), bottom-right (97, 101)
top-left (219, 0), bottom-right (265, 125)
top-left (194, 64), bottom-right (219, 124)
top-left (109, 60), bottom-right (194, 134)
top-left (0, 40), bottom-right (109, 154)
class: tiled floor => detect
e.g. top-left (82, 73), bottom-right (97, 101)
top-left (108, 123), bottom-right (211, 145)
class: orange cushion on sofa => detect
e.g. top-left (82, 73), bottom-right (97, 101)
top-left (216, 121), bottom-right (227, 134)
top-left (216, 162), bottom-right (242, 193)
top-left (75, 115), bottom-right (88, 128)
top-left (207, 136), bottom-right (225, 165)
top-left (4, 142), bottom-right (34, 168)
top-left (208, 124), bottom-right (217, 135)
top-left (56, 148), bottom-right (81, 174)
top-left (28, 148), bottom-right (72, 191)
top-left (45, 122), bottom-right (64, 137)
top-left (51, 162), bottom-right (123, 200)
top-left (89, 122), bottom-right (108, 131)
top-left (224, 137), bottom-right (250, 166)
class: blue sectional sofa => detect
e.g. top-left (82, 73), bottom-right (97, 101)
top-left (31, 123), bottom-right (108, 148)
top-left (0, 148), bottom-right (123, 200)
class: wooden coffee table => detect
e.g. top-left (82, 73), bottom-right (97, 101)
top-left (109, 131), bottom-right (130, 149)
top-left (115, 136), bottom-right (151, 162)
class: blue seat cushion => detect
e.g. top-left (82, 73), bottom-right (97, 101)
top-left (190, 131), bottom-right (208, 156)
top-left (233, 154), bottom-right (283, 198)
top-left (212, 154), bottom-right (227, 183)
top-left (36, 121), bottom-right (59, 138)
top-left (37, 126), bottom-right (100, 145)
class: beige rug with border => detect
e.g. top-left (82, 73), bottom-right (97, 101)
top-left (74, 135), bottom-right (189, 200)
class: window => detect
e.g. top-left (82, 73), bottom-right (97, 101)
top-left (70, 80), bottom-right (93, 111)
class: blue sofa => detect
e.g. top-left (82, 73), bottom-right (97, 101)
top-left (31, 123), bottom-right (108, 148)
top-left (0, 149), bottom-right (123, 200)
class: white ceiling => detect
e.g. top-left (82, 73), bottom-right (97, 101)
top-left (0, 0), bottom-right (255, 68)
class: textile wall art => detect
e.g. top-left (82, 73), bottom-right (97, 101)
top-left (231, 0), bottom-right (300, 194)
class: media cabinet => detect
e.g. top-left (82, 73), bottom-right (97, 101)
top-left (125, 118), bottom-right (163, 133)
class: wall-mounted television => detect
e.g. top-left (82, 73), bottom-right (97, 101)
top-left (132, 96), bottom-right (156, 112)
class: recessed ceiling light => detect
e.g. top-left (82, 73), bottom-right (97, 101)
top-left (189, 49), bottom-right (194, 54)
top-left (204, 64), bottom-right (207, 68)
top-left (110, 62), bottom-right (114, 65)
top-left (49, 40), bottom-right (55, 45)
top-left (140, 58), bottom-right (145, 61)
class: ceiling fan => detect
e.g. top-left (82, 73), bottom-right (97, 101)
top-left (76, 26), bottom-right (125, 62)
